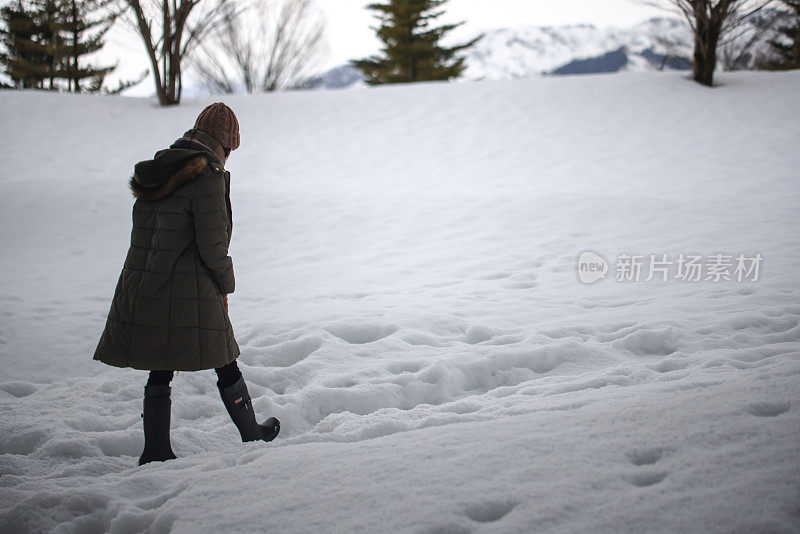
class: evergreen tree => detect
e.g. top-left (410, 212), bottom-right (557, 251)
top-left (59, 0), bottom-right (119, 92)
top-left (32, 0), bottom-right (69, 89)
top-left (767, 1), bottom-right (800, 69)
top-left (1, 0), bottom-right (120, 91)
top-left (0, 1), bottom-right (44, 88)
top-left (1, 0), bottom-right (71, 89)
top-left (351, 0), bottom-right (482, 85)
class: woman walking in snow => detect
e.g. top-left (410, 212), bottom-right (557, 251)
top-left (94, 103), bottom-right (279, 465)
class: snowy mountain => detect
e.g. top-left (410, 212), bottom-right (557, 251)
top-left (296, 64), bottom-right (365, 90)
top-left (311, 14), bottom-right (783, 90)
top-left (464, 17), bottom-right (694, 80)
top-left (308, 17), bottom-right (694, 90)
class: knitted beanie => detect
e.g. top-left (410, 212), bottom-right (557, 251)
top-left (193, 102), bottom-right (240, 151)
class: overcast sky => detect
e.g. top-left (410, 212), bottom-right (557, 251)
top-left (99, 0), bottom-right (668, 96)
top-left (319, 0), bottom-right (666, 66)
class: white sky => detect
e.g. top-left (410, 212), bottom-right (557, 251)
top-left (92, 0), bottom-right (668, 96)
top-left (319, 0), bottom-right (666, 66)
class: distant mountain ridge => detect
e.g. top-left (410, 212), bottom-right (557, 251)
top-left (463, 17), bottom-right (694, 80)
top-left (306, 14), bottom-right (779, 90)
top-left (305, 17), bottom-right (694, 90)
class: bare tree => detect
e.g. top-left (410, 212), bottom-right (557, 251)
top-left (120, 0), bottom-right (237, 105)
top-left (644, 1), bottom-right (773, 85)
top-left (191, 0), bottom-right (326, 94)
top-left (720, 8), bottom-right (783, 69)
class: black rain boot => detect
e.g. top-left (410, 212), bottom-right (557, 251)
top-left (218, 376), bottom-right (280, 442)
top-left (138, 384), bottom-right (178, 466)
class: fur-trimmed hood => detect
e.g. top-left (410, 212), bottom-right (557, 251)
top-left (129, 129), bottom-right (227, 201)
top-left (130, 153), bottom-right (208, 201)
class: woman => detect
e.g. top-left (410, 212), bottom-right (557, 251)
top-left (94, 103), bottom-right (279, 466)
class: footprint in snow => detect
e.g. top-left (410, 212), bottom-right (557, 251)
top-left (463, 500), bottom-right (518, 523)
top-left (0, 382), bottom-right (38, 398)
top-left (399, 332), bottom-right (442, 347)
top-left (464, 325), bottom-right (495, 344)
top-left (477, 272), bottom-right (510, 280)
top-left (746, 401), bottom-right (790, 417)
top-left (326, 323), bottom-right (398, 344)
top-left (626, 447), bottom-right (664, 466)
top-left (624, 470), bottom-right (669, 487)
top-left (266, 336), bottom-right (323, 367)
top-left (624, 447), bottom-right (669, 487)
top-left (419, 525), bottom-right (472, 534)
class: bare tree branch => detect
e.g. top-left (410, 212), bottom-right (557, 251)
top-left (124, 0), bottom-right (234, 104)
top-left (637, 0), bottom-right (774, 85)
top-left (190, 0), bottom-right (327, 94)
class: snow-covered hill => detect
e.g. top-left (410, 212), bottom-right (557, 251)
top-left (1, 71), bottom-right (799, 532)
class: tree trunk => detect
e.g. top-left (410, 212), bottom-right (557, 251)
top-left (128, 0), bottom-right (222, 104)
top-left (162, 0), bottom-right (169, 100)
top-left (129, 0), bottom-right (166, 103)
top-left (691, 0), bottom-right (724, 86)
top-left (693, 25), bottom-right (721, 85)
top-left (70, 0), bottom-right (77, 92)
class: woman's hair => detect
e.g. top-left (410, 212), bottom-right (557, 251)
top-left (223, 147), bottom-right (231, 159)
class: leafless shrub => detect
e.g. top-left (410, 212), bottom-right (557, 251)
top-left (191, 0), bottom-right (327, 94)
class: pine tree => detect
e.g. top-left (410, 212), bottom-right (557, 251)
top-left (767, 0), bottom-right (800, 69)
top-left (58, 0), bottom-right (118, 92)
top-left (32, 0), bottom-right (69, 89)
top-left (0, 1), bottom-right (44, 88)
top-left (351, 0), bottom-right (482, 85)
top-left (1, 0), bottom-right (121, 92)
top-left (1, 0), bottom-right (70, 89)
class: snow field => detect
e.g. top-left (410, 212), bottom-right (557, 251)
top-left (1, 70), bottom-right (799, 532)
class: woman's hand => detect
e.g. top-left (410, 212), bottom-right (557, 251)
top-left (222, 293), bottom-right (228, 312)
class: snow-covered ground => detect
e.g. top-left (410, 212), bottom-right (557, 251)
top-left (1, 71), bottom-right (799, 533)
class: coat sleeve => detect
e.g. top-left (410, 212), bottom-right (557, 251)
top-left (191, 170), bottom-right (235, 294)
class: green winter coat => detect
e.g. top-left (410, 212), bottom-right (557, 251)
top-left (94, 130), bottom-right (240, 371)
